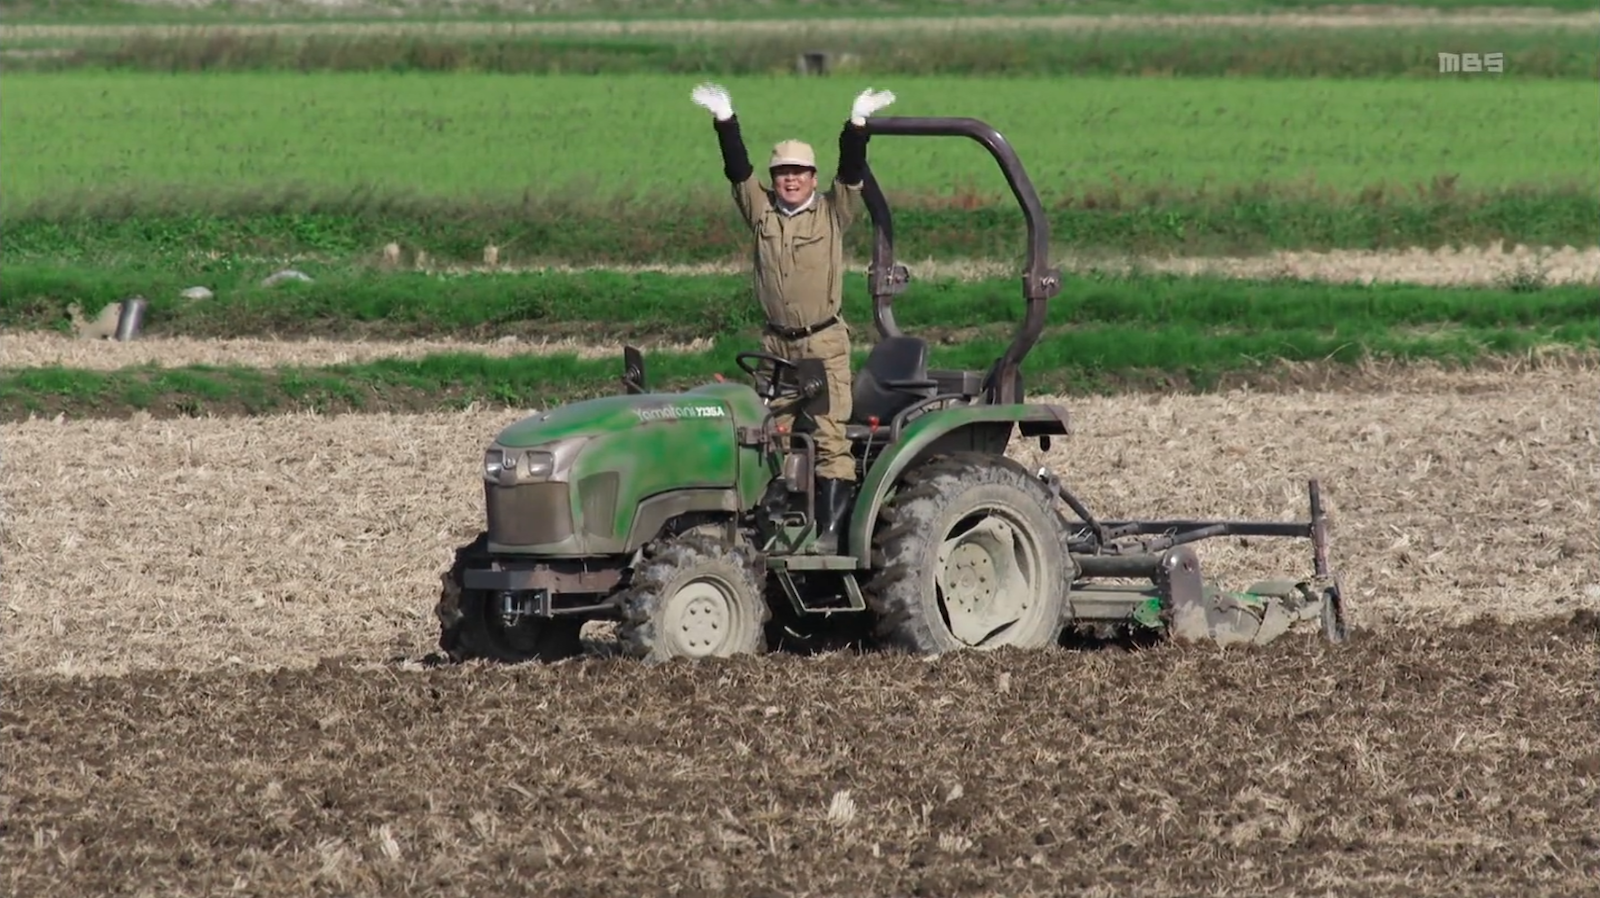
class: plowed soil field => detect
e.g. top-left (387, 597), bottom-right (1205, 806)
top-left (5, 618), bottom-right (1598, 898)
top-left (5, 366), bottom-right (1597, 896)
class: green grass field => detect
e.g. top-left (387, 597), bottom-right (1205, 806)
top-left (4, 71), bottom-right (1593, 263)
top-left (4, 0), bottom-right (1594, 421)
top-left (5, 73), bottom-right (1590, 208)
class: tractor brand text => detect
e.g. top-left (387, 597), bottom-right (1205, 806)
top-left (634, 404), bottom-right (728, 422)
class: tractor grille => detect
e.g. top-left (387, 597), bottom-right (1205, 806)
top-left (485, 482), bottom-right (573, 546)
top-left (577, 472), bottom-right (620, 538)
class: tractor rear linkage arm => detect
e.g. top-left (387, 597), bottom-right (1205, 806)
top-left (1039, 467), bottom-right (1336, 585)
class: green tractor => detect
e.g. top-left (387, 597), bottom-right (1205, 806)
top-left (435, 116), bottom-right (1349, 663)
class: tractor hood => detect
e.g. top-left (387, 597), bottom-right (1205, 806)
top-left (479, 383), bottom-right (774, 555)
top-left (493, 390), bottom-right (743, 449)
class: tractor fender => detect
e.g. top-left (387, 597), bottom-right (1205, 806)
top-left (624, 488), bottom-right (743, 552)
top-left (848, 403), bottom-right (1070, 565)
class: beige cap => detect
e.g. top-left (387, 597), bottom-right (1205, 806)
top-left (768, 139), bottom-right (816, 171)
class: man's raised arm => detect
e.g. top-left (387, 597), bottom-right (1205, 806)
top-left (691, 82), bottom-right (768, 229)
top-left (828, 87), bottom-right (896, 231)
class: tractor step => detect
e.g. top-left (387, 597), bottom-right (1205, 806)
top-left (769, 554), bottom-right (859, 571)
top-left (768, 556), bottom-right (869, 615)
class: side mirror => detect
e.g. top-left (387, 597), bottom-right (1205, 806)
top-left (622, 345), bottom-right (646, 394)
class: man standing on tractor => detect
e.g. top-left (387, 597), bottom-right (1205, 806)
top-left (689, 81), bottom-right (896, 554)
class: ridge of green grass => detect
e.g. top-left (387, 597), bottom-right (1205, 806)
top-left (6, 186), bottom-right (1595, 270)
top-left (4, 322), bottom-right (1592, 421)
top-left (7, 266), bottom-right (1592, 342)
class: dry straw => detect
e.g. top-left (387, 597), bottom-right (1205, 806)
top-left (4, 365), bottom-right (1594, 677)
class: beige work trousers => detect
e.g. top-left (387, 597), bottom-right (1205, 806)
top-left (761, 321), bottom-right (856, 482)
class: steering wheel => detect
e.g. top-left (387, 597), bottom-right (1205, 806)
top-left (734, 351), bottom-right (804, 401)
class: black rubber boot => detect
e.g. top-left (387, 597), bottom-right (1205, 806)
top-left (813, 477), bottom-right (855, 555)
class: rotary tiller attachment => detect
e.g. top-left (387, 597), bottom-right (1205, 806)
top-left (1039, 469), bottom-right (1350, 647)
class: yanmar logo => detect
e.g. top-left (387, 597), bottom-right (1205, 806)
top-left (634, 404), bottom-right (727, 422)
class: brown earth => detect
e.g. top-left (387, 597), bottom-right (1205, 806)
top-left (3, 616), bottom-right (1598, 897)
top-left (4, 365), bottom-right (1595, 678)
top-left (4, 354), bottom-right (1598, 896)
top-left (169, 244), bottom-right (1600, 290)
top-left (0, 332), bottom-right (713, 370)
top-left (449, 243), bottom-right (1600, 288)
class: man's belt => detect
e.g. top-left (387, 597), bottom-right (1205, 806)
top-left (765, 315), bottom-right (839, 340)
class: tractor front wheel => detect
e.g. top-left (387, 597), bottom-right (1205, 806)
top-left (436, 534), bottom-right (585, 663)
top-left (865, 452), bottom-right (1072, 654)
top-left (617, 530), bottom-right (770, 662)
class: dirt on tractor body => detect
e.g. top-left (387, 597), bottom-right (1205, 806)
top-left (4, 616), bottom-right (1597, 897)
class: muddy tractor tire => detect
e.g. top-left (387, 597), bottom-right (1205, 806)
top-left (436, 534), bottom-right (585, 663)
top-left (616, 529), bottom-right (770, 663)
top-left (865, 452), bottom-right (1073, 654)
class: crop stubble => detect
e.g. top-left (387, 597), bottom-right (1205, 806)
top-left (3, 367), bottom-right (1594, 677)
top-left (0, 333), bottom-right (713, 370)
top-left (406, 244), bottom-right (1600, 287)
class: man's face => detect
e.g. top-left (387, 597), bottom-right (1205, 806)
top-left (771, 165), bottom-right (817, 206)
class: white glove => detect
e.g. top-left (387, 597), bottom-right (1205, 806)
top-left (850, 87), bottom-right (896, 126)
top-left (691, 82), bottom-right (734, 121)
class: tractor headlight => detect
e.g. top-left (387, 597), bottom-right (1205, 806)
top-left (520, 451), bottom-right (555, 480)
top-left (485, 447), bottom-right (557, 483)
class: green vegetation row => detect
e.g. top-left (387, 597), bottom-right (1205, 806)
top-left (8, 0), bottom-right (1593, 26)
top-left (8, 267), bottom-right (1591, 343)
top-left (7, 187), bottom-right (1596, 269)
top-left (4, 73), bottom-right (1593, 213)
top-left (8, 27), bottom-right (1594, 79)
top-left (6, 324), bottom-right (1594, 421)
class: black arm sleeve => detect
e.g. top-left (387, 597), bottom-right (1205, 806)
top-left (713, 115), bottom-right (754, 183)
top-left (835, 121), bottom-right (869, 186)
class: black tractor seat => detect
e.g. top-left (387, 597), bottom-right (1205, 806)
top-left (843, 336), bottom-right (985, 439)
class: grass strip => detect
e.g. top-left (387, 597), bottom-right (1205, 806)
top-left (9, 27), bottom-right (1595, 79)
top-left (6, 189), bottom-right (1593, 269)
top-left (4, 324), bottom-right (1592, 420)
top-left (5, 267), bottom-right (1591, 342)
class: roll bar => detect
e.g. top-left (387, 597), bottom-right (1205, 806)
top-left (858, 116), bottom-right (1061, 405)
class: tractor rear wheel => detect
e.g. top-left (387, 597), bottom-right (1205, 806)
top-left (617, 529), bottom-right (770, 663)
top-left (436, 534), bottom-right (585, 663)
top-left (865, 452), bottom-right (1072, 654)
